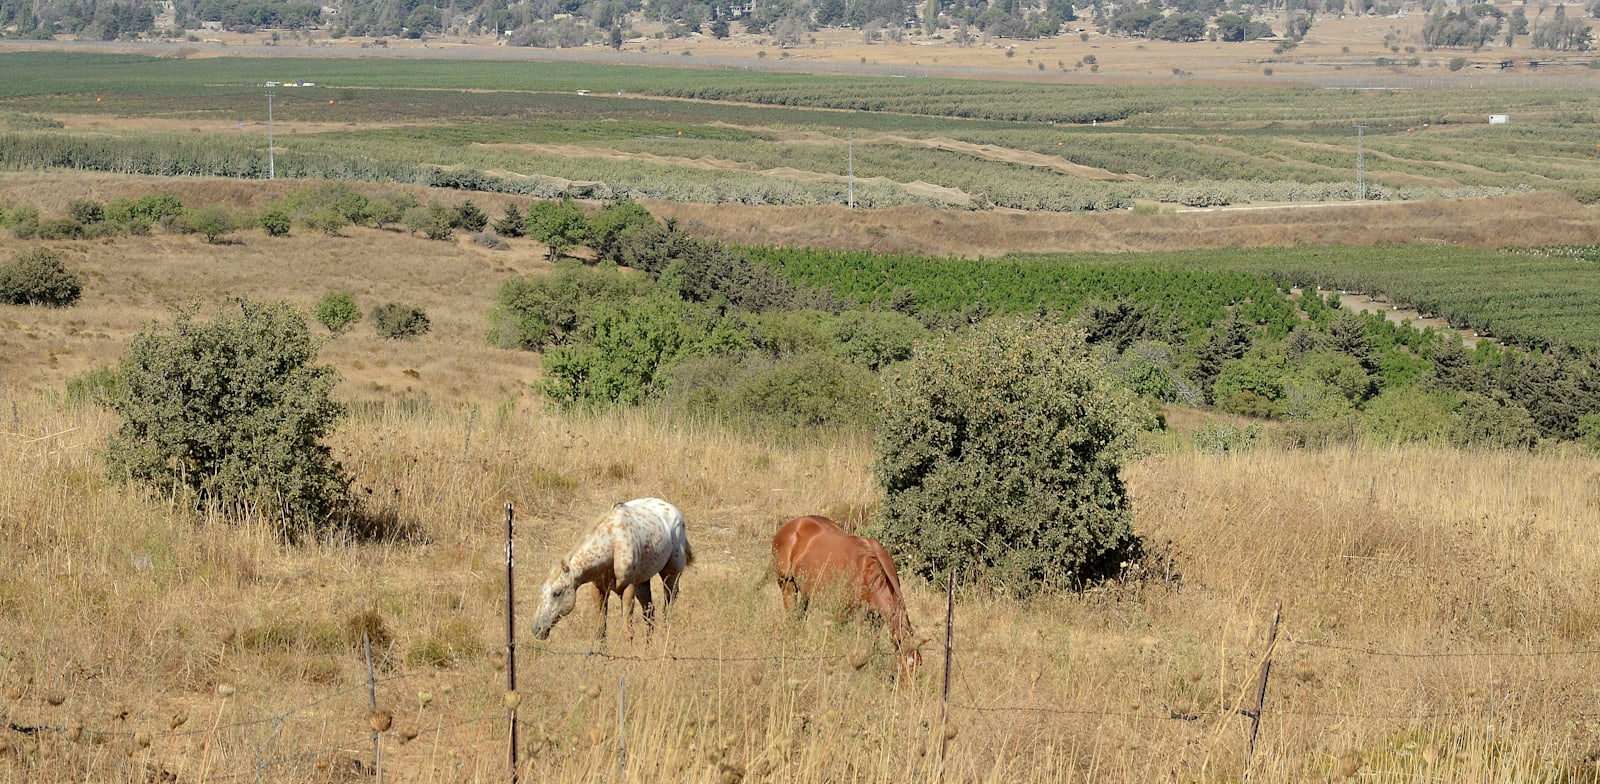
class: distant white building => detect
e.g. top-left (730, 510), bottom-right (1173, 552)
top-left (1489, 114), bottom-right (1509, 124)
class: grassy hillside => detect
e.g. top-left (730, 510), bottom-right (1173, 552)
top-left (3, 389), bottom-right (1599, 782)
top-left (2, 169), bottom-right (1600, 780)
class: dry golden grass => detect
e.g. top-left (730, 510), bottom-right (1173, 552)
top-left (4, 390), bottom-right (1600, 783)
top-left (5, 171), bottom-right (1600, 782)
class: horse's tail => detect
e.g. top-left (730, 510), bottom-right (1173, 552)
top-left (683, 535), bottom-right (696, 568)
top-left (751, 559), bottom-right (777, 593)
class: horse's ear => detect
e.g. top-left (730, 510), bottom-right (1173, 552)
top-left (560, 562), bottom-right (570, 574)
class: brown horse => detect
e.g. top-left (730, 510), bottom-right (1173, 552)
top-left (771, 515), bottom-right (923, 680)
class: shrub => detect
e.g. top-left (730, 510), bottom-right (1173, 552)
top-left (366, 191), bottom-right (416, 229)
top-left (185, 205), bottom-right (237, 243)
top-left (1449, 57), bottom-right (1468, 71)
top-left (541, 296), bottom-right (752, 407)
top-left (64, 365), bottom-right (122, 408)
top-left (3, 204), bottom-right (39, 230)
top-left (870, 316), bottom-right (1144, 593)
top-left (305, 206), bottom-right (349, 236)
top-left (727, 351), bottom-right (877, 430)
top-left (420, 203), bottom-right (455, 240)
top-left (829, 309), bottom-right (926, 370)
top-left (526, 197), bottom-right (589, 259)
top-left (1447, 392), bottom-right (1540, 450)
top-left (371, 302), bottom-right (431, 339)
top-left (104, 299), bottom-right (352, 526)
top-left (0, 248), bottom-right (83, 307)
top-left (67, 199), bottom-right (105, 225)
top-left (36, 217), bottom-right (85, 240)
top-left (259, 206), bottom-right (292, 237)
top-left (315, 291), bottom-right (362, 335)
top-left (1194, 421), bottom-right (1261, 453)
top-left (485, 265), bottom-right (645, 350)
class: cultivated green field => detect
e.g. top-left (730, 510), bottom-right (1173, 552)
top-left (753, 244), bottom-right (1600, 350)
top-left (4, 51), bottom-right (1600, 209)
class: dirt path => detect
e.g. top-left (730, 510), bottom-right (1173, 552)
top-left (1324, 289), bottom-right (1486, 347)
top-left (474, 141), bottom-right (978, 204)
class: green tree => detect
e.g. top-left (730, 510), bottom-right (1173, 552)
top-left (0, 248), bottom-right (83, 307)
top-left (541, 296), bottom-right (751, 406)
top-left (67, 199), bottom-right (105, 225)
top-left (454, 200), bottom-right (489, 232)
top-left (421, 203), bottom-right (455, 241)
top-left (588, 200), bottom-right (658, 262)
top-left (104, 300), bottom-right (352, 526)
top-left (1447, 392), bottom-right (1540, 449)
top-left (185, 204), bottom-right (237, 244)
top-left (306, 206), bottom-right (349, 237)
top-left (259, 206), bottom-right (292, 237)
top-left (492, 204), bottom-right (526, 238)
top-left (870, 316), bottom-right (1144, 592)
top-left (485, 264), bottom-right (645, 350)
top-left (315, 290), bottom-right (361, 335)
top-left (1192, 311), bottom-right (1255, 404)
top-left (526, 198), bottom-right (589, 260)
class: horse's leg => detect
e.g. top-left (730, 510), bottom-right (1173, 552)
top-left (620, 583), bottom-right (638, 640)
top-left (662, 567), bottom-right (682, 605)
top-left (634, 580), bottom-right (656, 633)
top-left (778, 576), bottom-right (798, 614)
top-left (592, 582), bottom-right (610, 642)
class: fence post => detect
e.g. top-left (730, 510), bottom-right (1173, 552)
top-left (364, 633), bottom-right (381, 781)
top-left (616, 676), bottom-right (627, 782)
top-left (1244, 602), bottom-right (1281, 774)
top-left (937, 567), bottom-right (956, 783)
top-left (505, 502), bottom-right (519, 784)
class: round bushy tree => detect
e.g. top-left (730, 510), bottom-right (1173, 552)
top-left (870, 316), bottom-right (1144, 593)
top-left (0, 248), bottom-right (83, 307)
top-left (105, 299), bottom-right (352, 526)
top-left (315, 290), bottom-right (362, 335)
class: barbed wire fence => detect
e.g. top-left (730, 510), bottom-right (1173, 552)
top-left (6, 505), bottom-right (1600, 782)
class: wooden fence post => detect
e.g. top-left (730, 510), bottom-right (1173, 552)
top-left (616, 676), bottom-right (627, 782)
top-left (937, 567), bottom-right (956, 783)
top-left (364, 633), bottom-right (381, 781)
top-left (1244, 602), bottom-right (1281, 773)
top-left (505, 502), bottom-right (519, 784)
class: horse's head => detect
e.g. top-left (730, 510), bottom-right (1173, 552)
top-left (530, 562), bottom-right (578, 641)
top-left (898, 636), bottom-right (930, 683)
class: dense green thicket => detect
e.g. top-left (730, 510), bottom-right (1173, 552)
top-left (479, 200), bottom-right (1600, 451)
top-left (104, 300), bottom-right (353, 528)
top-left (871, 317), bottom-right (1144, 591)
top-left (0, 247), bottom-right (82, 306)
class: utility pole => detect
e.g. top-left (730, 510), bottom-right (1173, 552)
top-left (266, 92), bottom-right (276, 179)
top-left (1355, 123), bottom-right (1366, 201)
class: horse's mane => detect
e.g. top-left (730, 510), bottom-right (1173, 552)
top-left (863, 538), bottom-right (910, 620)
top-left (561, 503), bottom-right (623, 567)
